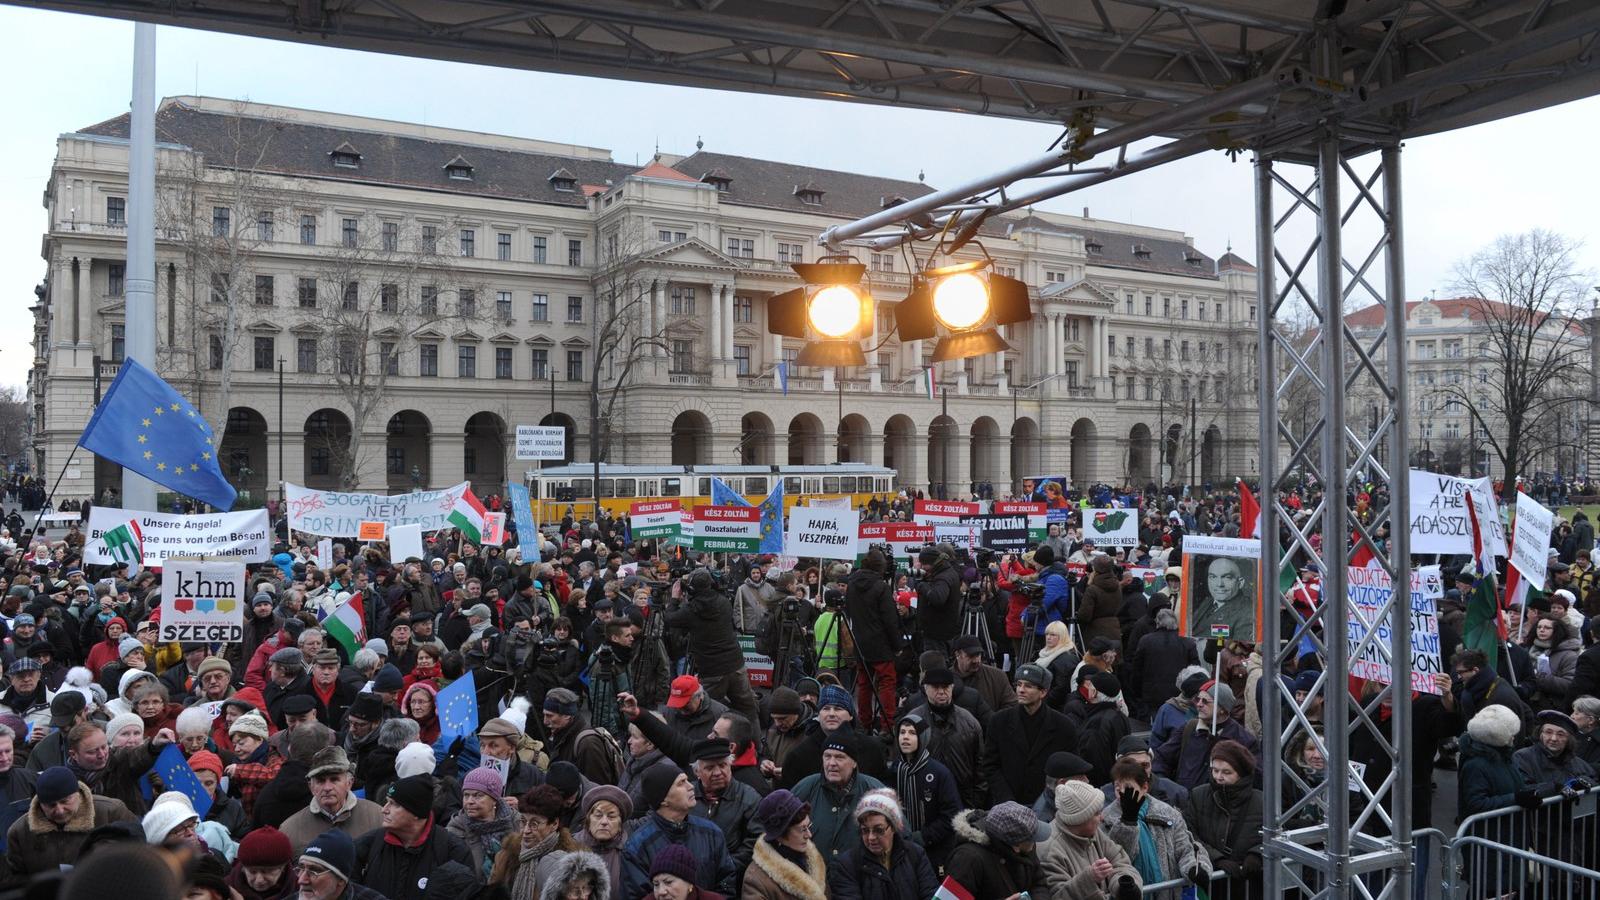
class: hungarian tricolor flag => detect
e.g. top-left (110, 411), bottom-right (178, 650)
top-left (323, 591), bottom-right (366, 659)
top-left (933, 876), bottom-right (974, 900)
top-left (1462, 489), bottom-right (1506, 657)
top-left (1238, 479), bottom-right (1261, 540)
top-left (448, 488), bottom-right (487, 543)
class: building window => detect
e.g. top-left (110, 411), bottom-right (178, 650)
top-left (419, 343), bottom-right (438, 377)
top-left (298, 277), bottom-right (317, 309)
top-left (254, 275), bottom-right (274, 306)
top-left (447, 161), bottom-right (473, 181)
top-left (880, 353), bottom-right (894, 381)
top-left (108, 264), bottom-right (125, 297)
top-left (308, 447), bottom-right (330, 476)
top-left (1197, 300), bottom-right (1206, 319)
top-left (671, 340), bottom-right (693, 373)
top-left (1181, 299), bottom-right (1189, 319)
top-left (734, 344), bottom-right (751, 375)
top-left (1125, 375), bottom-right (1135, 399)
top-left (871, 253), bottom-right (895, 273)
top-left (382, 221), bottom-right (397, 251)
top-left (342, 217), bottom-right (358, 248)
top-left (1144, 337), bottom-right (1154, 358)
top-left (1163, 297), bottom-right (1171, 317)
top-left (494, 231), bottom-right (511, 261)
top-left (421, 225), bottom-right (437, 254)
top-left (458, 344), bottom-right (476, 378)
top-left (1216, 304), bottom-right (1223, 321)
top-left (1144, 295), bottom-right (1153, 315)
top-left (777, 242), bottom-right (804, 264)
top-left (734, 296), bottom-right (753, 323)
top-left (1163, 339), bottom-right (1172, 359)
top-left (297, 338), bottom-right (317, 373)
top-left (464, 447), bottom-right (477, 474)
top-left (566, 349), bottom-right (584, 382)
top-left (109, 324), bottom-right (125, 362)
top-left (459, 289), bottom-right (476, 318)
top-left (1108, 332), bottom-right (1116, 356)
top-left (671, 286), bottom-right (696, 316)
top-left (533, 236), bottom-right (547, 264)
top-left (421, 285), bottom-right (438, 316)
top-left (212, 207), bottom-right (230, 237)
top-left (1125, 336), bottom-right (1134, 359)
top-left (531, 348), bottom-right (549, 380)
top-left (567, 239), bottom-right (582, 266)
top-left (1065, 361), bottom-right (1078, 388)
top-left (496, 291), bottom-right (513, 320)
top-left (210, 273), bottom-right (230, 304)
top-left (299, 214), bottom-right (316, 245)
top-left (1144, 377), bottom-right (1154, 400)
top-left (336, 338), bottom-right (358, 376)
top-left (380, 283), bottom-right (398, 313)
top-left (1181, 340), bottom-right (1190, 361)
top-left (460, 229), bottom-right (475, 257)
top-left (1045, 270), bottom-right (1067, 283)
top-left (381, 341), bottom-right (398, 376)
top-left (494, 346), bottom-right (513, 379)
top-left (1248, 305), bottom-right (1257, 321)
top-left (253, 336), bottom-right (274, 371)
top-left (783, 347), bottom-right (799, 373)
top-left (725, 237), bottom-right (754, 258)
top-left (107, 197), bottom-right (126, 226)
top-left (342, 281), bottom-right (358, 310)
top-left (257, 212), bottom-right (274, 242)
top-left (531, 293), bottom-right (548, 322)
top-left (567, 296), bottom-right (583, 323)
top-left (387, 447), bottom-right (405, 476)
top-left (208, 334), bottom-right (224, 370)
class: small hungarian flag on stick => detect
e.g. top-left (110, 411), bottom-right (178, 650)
top-left (1238, 479), bottom-right (1261, 540)
top-left (324, 592), bottom-right (366, 659)
top-left (448, 488), bottom-right (488, 543)
top-left (933, 876), bottom-right (974, 900)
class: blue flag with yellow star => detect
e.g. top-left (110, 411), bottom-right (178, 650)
top-left (77, 359), bottom-right (238, 511)
top-left (709, 477), bottom-right (784, 554)
top-left (436, 669), bottom-right (479, 738)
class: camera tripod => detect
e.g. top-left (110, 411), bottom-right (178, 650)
top-left (960, 585), bottom-right (996, 662)
top-left (771, 600), bottom-right (814, 688)
top-left (814, 599), bottom-right (894, 732)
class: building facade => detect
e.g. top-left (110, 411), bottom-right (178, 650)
top-left (31, 97), bottom-right (1261, 502)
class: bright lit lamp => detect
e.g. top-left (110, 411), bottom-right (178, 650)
top-left (895, 257), bottom-right (1031, 363)
top-left (808, 285), bottom-right (865, 338)
top-left (932, 272), bottom-right (989, 329)
top-left (767, 257), bottom-right (874, 367)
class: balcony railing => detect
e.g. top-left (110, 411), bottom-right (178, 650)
top-left (667, 371), bottom-right (709, 386)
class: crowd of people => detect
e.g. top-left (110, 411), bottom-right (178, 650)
top-left (0, 477), bottom-right (1596, 900)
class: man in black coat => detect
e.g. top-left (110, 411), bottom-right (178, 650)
top-left (775, 685), bottom-right (887, 789)
top-left (982, 662), bottom-right (1078, 805)
top-left (664, 569), bottom-right (759, 726)
top-left (354, 775), bottom-right (473, 900)
top-left (915, 547), bottom-right (963, 656)
top-left (845, 549), bottom-right (902, 732)
top-left (263, 647), bottom-right (318, 730)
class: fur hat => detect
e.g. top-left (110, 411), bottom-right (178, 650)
top-left (1055, 779), bottom-right (1107, 827)
top-left (1209, 738), bottom-right (1256, 780)
top-left (1468, 704), bottom-right (1522, 749)
top-left (852, 787), bottom-right (905, 832)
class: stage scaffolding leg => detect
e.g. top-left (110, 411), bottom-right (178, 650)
top-left (1256, 133), bottom-right (1413, 899)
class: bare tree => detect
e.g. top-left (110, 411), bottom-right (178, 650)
top-left (1128, 316), bottom-right (1259, 487)
top-left (1439, 230), bottom-right (1592, 500)
top-left (590, 222), bottom-right (671, 464)
top-left (0, 385), bottom-right (28, 470)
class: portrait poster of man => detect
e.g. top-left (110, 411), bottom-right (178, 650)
top-left (1179, 535), bottom-right (1263, 643)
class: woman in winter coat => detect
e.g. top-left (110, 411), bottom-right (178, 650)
top-left (1036, 621), bottom-right (1081, 710)
top-left (742, 789), bottom-right (829, 900)
top-left (1456, 705), bottom-right (1534, 895)
top-left (1102, 761), bottom-right (1208, 899)
top-left (1129, 605), bottom-right (1200, 719)
top-left (1181, 740), bottom-right (1262, 900)
top-left (943, 803), bottom-right (1045, 899)
top-left (495, 785), bottom-right (581, 898)
top-left (1512, 709), bottom-right (1598, 869)
top-left (447, 768), bottom-right (520, 882)
top-left (1528, 617), bottom-right (1581, 710)
top-left (1077, 555), bottom-right (1124, 646)
top-left (538, 850), bottom-right (610, 900)
top-left (403, 681), bottom-right (442, 744)
top-left (1150, 667), bottom-right (1209, 750)
top-left (825, 789), bottom-right (938, 900)
top-left (572, 785), bottom-right (632, 900)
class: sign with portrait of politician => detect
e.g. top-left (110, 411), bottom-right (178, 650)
top-left (1179, 535), bottom-right (1262, 643)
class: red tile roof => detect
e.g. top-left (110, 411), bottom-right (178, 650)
top-left (633, 160), bottom-right (698, 182)
top-left (1344, 297), bottom-right (1583, 333)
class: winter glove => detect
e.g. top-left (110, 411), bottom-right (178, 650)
top-left (1118, 786), bottom-right (1143, 823)
top-left (1216, 860), bottom-right (1245, 878)
top-left (1115, 875), bottom-right (1140, 900)
top-left (1187, 866), bottom-right (1210, 885)
top-left (1514, 788), bottom-right (1542, 810)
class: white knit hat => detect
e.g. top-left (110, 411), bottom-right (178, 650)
top-left (142, 798), bottom-right (199, 844)
top-left (1055, 780), bottom-right (1108, 827)
top-left (852, 787), bottom-right (905, 833)
top-left (394, 741), bottom-right (437, 779)
top-left (229, 711), bottom-right (270, 741)
top-left (103, 712), bottom-right (144, 743)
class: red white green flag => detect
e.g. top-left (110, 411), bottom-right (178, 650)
top-left (448, 489), bottom-right (487, 543)
top-left (324, 592), bottom-right (365, 658)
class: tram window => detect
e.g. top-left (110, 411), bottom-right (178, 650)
top-left (697, 478), bottom-right (712, 496)
top-left (746, 476), bottom-right (767, 495)
top-left (662, 478), bottom-right (681, 497)
top-left (639, 480), bottom-right (656, 497)
top-left (839, 477), bottom-right (855, 492)
top-left (572, 479), bottom-right (592, 498)
top-left (878, 478), bottom-right (889, 492)
top-left (823, 477), bottom-right (840, 493)
top-left (803, 478), bottom-right (820, 494)
top-left (529, 481), bottom-right (540, 499)
top-left (721, 478), bottom-right (742, 495)
top-left (615, 478), bottom-right (636, 496)
top-left (784, 477), bottom-right (801, 494)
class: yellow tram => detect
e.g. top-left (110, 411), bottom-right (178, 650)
top-left (524, 463), bottom-right (897, 523)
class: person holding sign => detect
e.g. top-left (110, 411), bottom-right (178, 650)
top-left (1186, 557), bottom-right (1257, 645)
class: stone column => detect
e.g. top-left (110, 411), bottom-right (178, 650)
top-left (650, 279), bottom-right (665, 356)
top-left (722, 285), bottom-right (735, 366)
top-left (71, 257), bottom-right (86, 345)
top-left (708, 283), bottom-right (723, 361)
top-left (897, 425), bottom-right (927, 493)
top-left (1050, 313), bottom-right (1064, 375)
top-left (430, 428), bottom-right (466, 492)
top-left (863, 433), bottom-right (885, 467)
top-left (989, 431), bottom-right (1013, 497)
top-left (950, 424), bottom-right (973, 499)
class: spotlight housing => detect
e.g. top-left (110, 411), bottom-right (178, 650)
top-left (894, 258), bottom-right (1030, 362)
top-left (767, 257), bottom-right (875, 367)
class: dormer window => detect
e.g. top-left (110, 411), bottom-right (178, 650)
top-left (881, 195), bottom-right (908, 210)
top-left (1085, 238), bottom-right (1103, 256)
top-left (329, 142), bottom-right (361, 169)
top-left (1184, 250), bottom-right (1204, 268)
top-left (1132, 243), bottom-right (1153, 260)
top-left (548, 167), bottom-right (577, 192)
top-left (444, 155), bottom-right (474, 181)
top-left (794, 182), bottom-right (825, 206)
top-left (701, 168), bottom-right (732, 192)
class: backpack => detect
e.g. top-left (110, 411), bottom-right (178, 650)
top-left (576, 727), bottom-right (625, 783)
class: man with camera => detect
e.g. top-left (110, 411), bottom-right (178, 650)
top-left (845, 548), bottom-right (902, 732)
top-left (664, 569), bottom-right (760, 727)
top-left (914, 545), bottom-right (963, 657)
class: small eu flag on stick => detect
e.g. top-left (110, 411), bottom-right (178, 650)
top-left (437, 670), bottom-right (480, 737)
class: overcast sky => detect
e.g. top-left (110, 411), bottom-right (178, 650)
top-left (5, 6), bottom-right (1599, 390)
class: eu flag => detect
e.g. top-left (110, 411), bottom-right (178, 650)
top-left (78, 359), bottom-right (237, 511)
top-left (437, 670), bottom-right (479, 738)
top-left (709, 477), bottom-right (784, 553)
top-left (139, 744), bottom-right (213, 818)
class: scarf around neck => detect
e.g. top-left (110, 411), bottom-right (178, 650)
top-left (893, 750), bottom-right (930, 834)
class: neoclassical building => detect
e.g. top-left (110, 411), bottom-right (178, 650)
top-left (31, 96), bottom-right (1260, 502)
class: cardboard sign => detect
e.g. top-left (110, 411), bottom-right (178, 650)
top-left (481, 512), bottom-right (507, 547)
top-left (1407, 470), bottom-right (1508, 557)
top-left (1084, 507), bottom-right (1140, 547)
top-left (357, 521), bottom-right (387, 542)
top-left (1347, 564), bottom-right (1445, 694)
top-left (1182, 551), bottom-right (1258, 643)
top-left (690, 505), bottom-right (761, 552)
top-left (390, 523), bottom-right (424, 562)
top-left (515, 425), bottom-right (567, 460)
top-left (785, 507), bottom-right (859, 560)
top-left (316, 538), bottom-right (333, 571)
top-left (83, 507), bottom-right (271, 567)
top-left (1510, 492), bottom-right (1554, 590)
top-left (160, 557), bottom-right (246, 644)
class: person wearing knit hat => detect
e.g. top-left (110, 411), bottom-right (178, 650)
top-left (354, 774), bottom-right (468, 900)
top-left (945, 801), bottom-right (1043, 897)
top-left (573, 783), bottom-right (632, 895)
top-left (141, 793), bottom-right (203, 847)
top-left (639, 762), bottom-right (684, 813)
top-left (229, 709), bottom-right (270, 743)
top-left (1150, 678), bottom-right (1259, 791)
top-left (394, 740), bottom-right (437, 779)
top-left (826, 784), bottom-right (938, 898)
top-left (297, 830), bottom-right (381, 900)
top-left (793, 677), bottom-right (822, 705)
top-left (230, 825), bottom-right (294, 899)
top-left (817, 683), bottom-right (854, 717)
top-left (620, 764), bottom-right (737, 899)
top-left (60, 844), bottom-right (181, 900)
top-left (446, 767), bottom-right (518, 882)
top-left (646, 843), bottom-right (702, 890)
top-left (768, 686), bottom-right (804, 717)
top-left (180, 748), bottom-right (250, 841)
top-left (1040, 780), bottom-right (1142, 899)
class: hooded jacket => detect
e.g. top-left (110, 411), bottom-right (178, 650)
top-left (1039, 802), bottom-right (1141, 900)
top-left (536, 850), bottom-right (611, 900)
top-left (1077, 568), bottom-right (1124, 646)
top-left (742, 837), bottom-right (829, 900)
top-left (943, 809), bottom-right (1045, 899)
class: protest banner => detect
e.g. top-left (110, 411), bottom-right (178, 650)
top-left (160, 557), bottom-right (246, 644)
top-left (858, 522), bottom-right (934, 568)
top-left (1347, 564), bottom-right (1445, 694)
top-left (629, 500), bottom-right (683, 541)
top-left (1084, 507), bottom-right (1140, 547)
top-left (481, 512), bottom-right (507, 547)
top-left (83, 507), bottom-right (271, 568)
top-left (691, 505), bottom-right (760, 552)
top-left (933, 523), bottom-right (981, 551)
top-left (1510, 492), bottom-right (1555, 590)
top-left (956, 513), bottom-right (1031, 553)
top-left (740, 634), bottom-right (775, 688)
top-left (505, 483), bottom-right (538, 550)
top-left (993, 501), bottom-right (1048, 544)
top-left (1181, 535), bottom-right (1262, 559)
top-left (1407, 470), bottom-right (1508, 557)
top-left (786, 507), bottom-right (859, 559)
top-left (675, 508), bottom-right (696, 547)
top-left (913, 499), bottom-right (980, 526)
top-left (357, 521), bottom-right (387, 542)
top-left (806, 496), bottom-right (852, 510)
top-left (1128, 567), bottom-right (1166, 597)
top-left (515, 425), bottom-right (567, 460)
top-left (285, 481), bottom-right (472, 537)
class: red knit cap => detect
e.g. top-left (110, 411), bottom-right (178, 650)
top-left (187, 750), bottom-right (224, 779)
top-left (237, 826), bottom-right (292, 867)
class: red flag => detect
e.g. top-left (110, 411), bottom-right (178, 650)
top-left (1238, 480), bottom-right (1261, 540)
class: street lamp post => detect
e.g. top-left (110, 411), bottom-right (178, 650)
top-left (277, 357), bottom-right (285, 503)
top-left (1013, 373), bottom-right (1065, 492)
